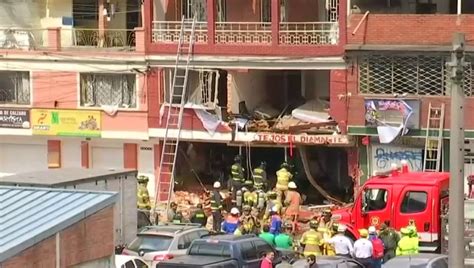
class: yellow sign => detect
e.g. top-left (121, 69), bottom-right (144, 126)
top-left (31, 109), bottom-right (101, 137)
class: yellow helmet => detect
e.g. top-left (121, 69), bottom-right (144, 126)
top-left (309, 220), bottom-right (319, 229)
top-left (358, 229), bottom-right (368, 238)
top-left (400, 228), bottom-right (410, 235)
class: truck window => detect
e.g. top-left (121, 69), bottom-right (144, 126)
top-left (241, 241), bottom-right (258, 260)
top-left (400, 191), bottom-right (428, 213)
top-left (362, 189), bottom-right (388, 211)
top-left (188, 243), bottom-right (232, 257)
top-left (253, 239), bottom-right (274, 257)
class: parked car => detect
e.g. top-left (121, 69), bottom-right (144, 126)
top-left (156, 234), bottom-right (283, 268)
top-left (383, 254), bottom-right (448, 268)
top-left (115, 255), bottom-right (149, 268)
top-left (122, 223), bottom-right (209, 267)
top-left (291, 256), bottom-right (364, 268)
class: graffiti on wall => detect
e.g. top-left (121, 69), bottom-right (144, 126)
top-left (371, 145), bottom-right (423, 172)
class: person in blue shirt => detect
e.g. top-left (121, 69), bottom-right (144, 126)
top-left (222, 207), bottom-right (240, 234)
top-left (270, 206), bottom-right (282, 235)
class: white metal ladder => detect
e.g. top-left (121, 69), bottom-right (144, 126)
top-left (423, 103), bottom-right (445, 172)
top-left (155, 16), bottom-right (196, 212)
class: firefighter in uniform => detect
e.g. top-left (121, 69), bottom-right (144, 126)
top-left (210, 181), bottom-right (223, 232)
top-left (319, 210), bottom-right (334, 230)
top-left (319, 224), bottom-right (336, 256)
top-left (240, 205), bottom-right (258, 234)
top-left (264, 191), bottom-right (282, 222)
top-left (284, 181), bottom-right (302, 221)
top-left (137, 175), bottom-right (151, 210)
top-left (300, 220), bottom-right (323, 256)
top-left (230, 155), bottom-right (245, 202)
top-left (253, 161), bottom-right (268, 191)
top-left (407, 224), bottom-right (420, 254)
top-left (276, 162), bottom-right (293, 203)
top-left (190, 203), bottom-right (207, 227)
top-left (243, 186), bottom-right (258, 208)
top-left (396, 228), bottom-right (416, 256)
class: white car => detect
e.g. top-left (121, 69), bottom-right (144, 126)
top-left (115, 255), bottom-right (149, 268)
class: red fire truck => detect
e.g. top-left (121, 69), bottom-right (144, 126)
top-left (331, 161), bottom-right (449, 253)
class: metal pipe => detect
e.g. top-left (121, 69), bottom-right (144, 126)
top-left (352, 11), bottom-right (369, 36)
top-left (458, 0), bottom-right (462, 15)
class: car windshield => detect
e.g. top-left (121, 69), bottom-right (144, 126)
top-left (127, 235), bottom-right (173, 252)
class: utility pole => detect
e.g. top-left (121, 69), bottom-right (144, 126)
top-left (448, 32), bottom-right (466, 267)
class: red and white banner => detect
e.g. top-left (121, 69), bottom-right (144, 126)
top-left (254, 133), bottom-right (353, 146)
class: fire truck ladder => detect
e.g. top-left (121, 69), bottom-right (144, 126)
top-left (155, 16), bottom-right (196, 213)
top-left (423, 103), bottom-right (445, 172)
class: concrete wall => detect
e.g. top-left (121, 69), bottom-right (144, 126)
top-left (62, 139), bottom-right (82, 168)
top-left (1, 206), bottom-right (115, 268)
top-left (63, 173), bottom-right (137, 245)
top-left (304, 70), bottom-right (330, 100)
top-left (228, 70), bottom-right (267, 114)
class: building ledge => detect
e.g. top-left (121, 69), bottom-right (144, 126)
top-left (346, 44), bottom-right (474, 53)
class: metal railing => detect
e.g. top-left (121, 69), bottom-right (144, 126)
top-left (152, 21), bottom-right (208, 43)
top-left (61, 28), bottom-right (136, 49)
top-left (279, 22), bottom-right (339, 45)
top-left (215, 22), bottom-right (272, 44)
top-left (0, 28), bottom-right (47, 50)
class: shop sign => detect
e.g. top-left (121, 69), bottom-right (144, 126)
top-left (0, 108), bottom-right (30, 129)
top-left (254, 133), bottom-right (352, 146)
top-left (31, 109), bottom-right (101, 137)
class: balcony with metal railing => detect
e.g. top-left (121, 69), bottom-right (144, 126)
top-left (146, 0), bottom-right (345, 57)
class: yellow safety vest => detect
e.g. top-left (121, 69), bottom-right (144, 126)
top-left (276, 168), bottom-right (292, 187)
top-left (300, 229), bottom-right (323, 256)
top-left (396, 236), bottom-right (416, 256)
top-left (253, 168), bottom-right (265, 188)
top-left (231, 164), bottom-right (244, 181)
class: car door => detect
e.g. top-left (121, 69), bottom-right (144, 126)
top-left (134, 259), bottom-right (149, 268)
top-left (394, 186), bottom-right (432, 242)
top-left (241, 241), bottom-right (260, 268)
top-left (356, 186), bottom-right (393, 229)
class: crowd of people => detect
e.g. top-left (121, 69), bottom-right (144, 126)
top-left (144, 155), bottom-right (422, 268)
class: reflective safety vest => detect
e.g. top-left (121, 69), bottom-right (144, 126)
top-left (244, 191), bottom-right (258, 205)
top-left (253, 168), bottom-right (265, 188)
top-left (300, 229), bottom-right (323, 256)
top-left (396, 236), bottom-right (416, 256)
top-left (231, 164), bottom-right (244, 182)
top-left (276, 168), bottom-right (292, 190)
top-left (137, 184), bottom-right (151, 209)
top-left (210, 191), bottom-right (223, 211)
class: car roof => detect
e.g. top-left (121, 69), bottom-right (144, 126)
top-left (368, 172), bottom-right (449, 186)
top-left (198, 234), bottom-right (257, 242)
top-left (384, 254), bottom-right (447, 267)
top-left (115, 255), bottom-right (146, 266)
top-left (138, 224), bottom-right (204, 236)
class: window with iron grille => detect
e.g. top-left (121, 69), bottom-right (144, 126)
top-left (80, 73), bottom-right (136, 108)
top-left (359, 55), bottom-right (474, 96)
top-left (0, 71), bottom-right (30, 105)
top-left (359, 55), bottom-right (445, 96)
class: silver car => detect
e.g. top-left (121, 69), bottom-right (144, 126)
top-left (383, 254), bottom-right (448, 268)
top-left (122, 223), bottom-right (209, 267)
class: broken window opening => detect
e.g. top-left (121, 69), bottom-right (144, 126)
top-left (182, 0), bottom-right (207, 21)
top-left (164, 69), bottom-right (223, 109)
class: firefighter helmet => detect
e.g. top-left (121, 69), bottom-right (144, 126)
top-left (260, 161), bottom-right (267, 168)
top-left (309, 220), bottom-right (318, 229)
top-left (242, 205), bottom-right (251, 212)
top-left (288, 181), bottom-right (297, 189)
top-left (280, 162), bottom-right (289, 169)
top-left (213, 181), bottom-right (221, 188)
top-left (359, 229), bottom-right (369, 238)
top-left (234, 155), bottom-right (242, 163)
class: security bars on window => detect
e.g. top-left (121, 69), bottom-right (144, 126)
top-left (80, 73), bottom-right (136, 108)
top-left (0, 71), bottom-right (30, 105)
top-left (359, 55), bottom-right (474, 96)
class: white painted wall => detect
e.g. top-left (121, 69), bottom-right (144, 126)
top-left (0, 137), bottom-right (47, 176)
top-left (229, 70), bottom-right (267, 114)
top-left (61, 139), bottom-right (82, 168)
top-left (138, 144), bottom-right (156, 198)
top-left (91, 143), bottom-right (124, 169)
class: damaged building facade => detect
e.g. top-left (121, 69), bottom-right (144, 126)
top-left (146, 0), bottom-right (359, 204)
top-left (341, 0), bottom-right (474, 194)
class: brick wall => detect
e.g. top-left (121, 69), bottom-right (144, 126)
top-left (340, 66), bottom-right (474, 130)
top-left (1, 206), bottom-right (114, 268)
top-left (348, 14), bottom-right (474, 46)
top-left (60, 206), bottom-right (115, 267)
top-left (2, 237), bottom-right (57, 268)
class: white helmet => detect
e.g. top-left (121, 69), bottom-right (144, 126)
top-left (213, 181), bottom-right (221, 188)
top-left (288, 181), bottom-right (297, 189)
top-left (337, 224), bottom-right (347, 233)
top-left (271, 206), bottom-right (279, 213)
top-left (230, 207), bottom-right (240, 215)
top-left (241, 187), bottom-right (248, 192)
top-left (368, 226), bottom-right (377, 234)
